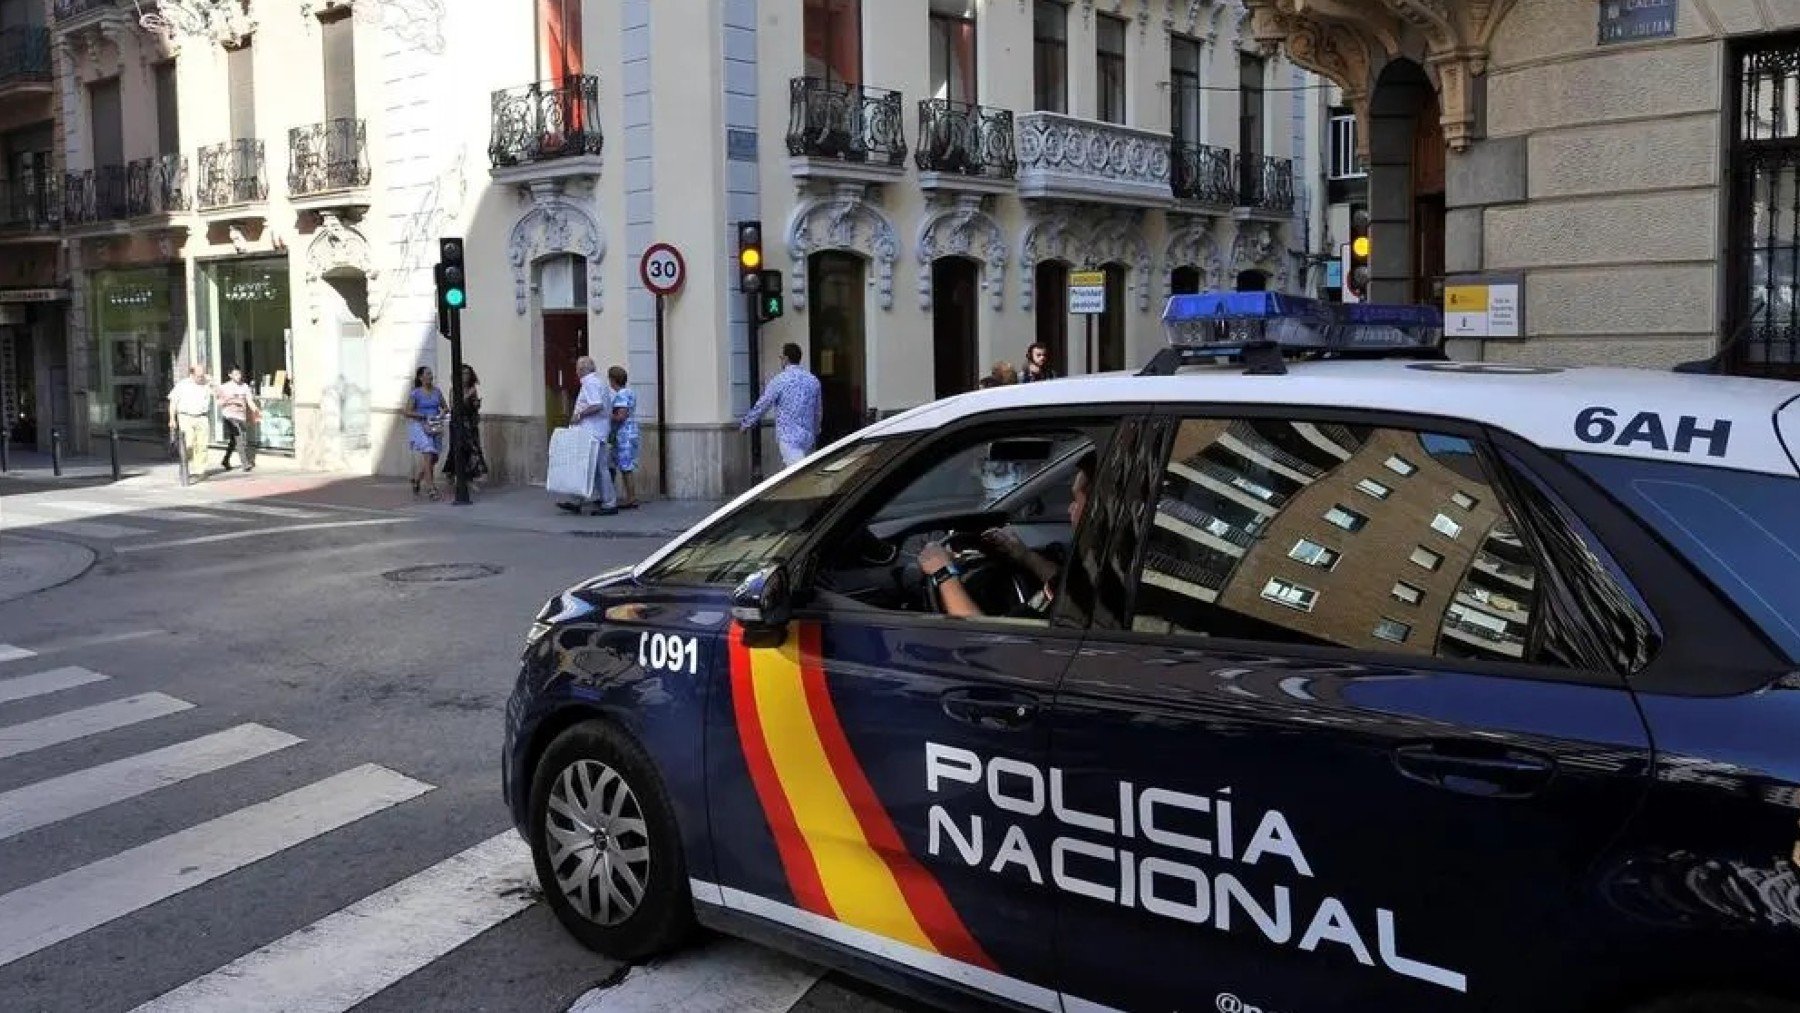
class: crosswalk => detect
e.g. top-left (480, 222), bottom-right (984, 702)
top-left (0, 490), bottom-right (409, 552)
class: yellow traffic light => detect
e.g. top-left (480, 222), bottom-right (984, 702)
top-left (740, 247), bottom-right (763, 269)
top-left (1351, 236), bottom-right (1371, 259)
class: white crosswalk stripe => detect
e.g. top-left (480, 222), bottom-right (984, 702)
top-left (0, 666), bottom-right (109, 704)
top-left (0, 692), bottom-right (193, 760)
top-left (193, 501), bottom-right (328, 520)
top-left (0, 645), bottom-right (35, 664)
top-left (134, 508), bottom-right (249, 524)
top-left (13, 518), bottom-right (155, 540)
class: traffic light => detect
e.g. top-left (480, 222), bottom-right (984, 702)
top-left (436, 237), bottom-right (468, 313)
top-left (757, 269), bottom-right (784, 322)
top-left (736, 220), bottom-right (763, 294)
top-left (1346, 205), bottom-right (1370, 302)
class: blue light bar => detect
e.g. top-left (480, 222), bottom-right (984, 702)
top-left (1160, 291), bottom-right (1443, 355)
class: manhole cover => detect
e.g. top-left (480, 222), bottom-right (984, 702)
top-left (382, 563), bottom-right (504, 583)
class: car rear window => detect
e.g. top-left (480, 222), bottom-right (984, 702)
top-left (1569, 454), bottom-right (1800, 662)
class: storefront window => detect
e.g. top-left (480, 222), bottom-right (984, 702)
top-left (198, 257), bottom-right (293, 452)
top-left (90, 267), bottom-right (184, 432)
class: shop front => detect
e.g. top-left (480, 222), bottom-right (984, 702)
top-left (197, 256), bottom-right (294, 453)
top-left (88, 266), bottom-right (186, 437)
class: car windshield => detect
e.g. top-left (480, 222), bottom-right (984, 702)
top-left (871, 436), bottom-right (1088, 522)
top-left (1570, 453), bottom-right (1800, 662)
top-left (640, 439), bottom-right (901, 587)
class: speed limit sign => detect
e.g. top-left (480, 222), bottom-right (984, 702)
top-left (640, 242), bottom-right (686, 296)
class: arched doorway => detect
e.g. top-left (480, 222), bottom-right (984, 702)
top-left (1235, 269), bottom-right (1269, 291)
top-left (537, 253), bottom-right (588, 437)
top-left (321, 270), bottom-right (371, 456)
top-left (1097, 262), bottom-right (1127, 372)
top-left (808, 250), bottom-right (866, 441)
top-left (1171, 265), bottom-right (1202, 296)
top-left (930, 256), bottom-right (979, 398)
top-left (1369, 59), bottom-right (1446, 304)
top-left (1033, 260), bottom-right (1069, 375)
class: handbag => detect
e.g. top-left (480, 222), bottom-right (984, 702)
top-left (546, 426), bottom-right (601, 499)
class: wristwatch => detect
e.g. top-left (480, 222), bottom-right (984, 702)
top-left (929, 563), bottom-right (962, 588)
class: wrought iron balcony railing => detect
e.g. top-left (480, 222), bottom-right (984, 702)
top-left (488, 75), bottom-right (604, 167)
top-left (64, 166), bottom-right (129, 225)
top-left (0, 171), bottom-right (60, 232)
top-left (289, 118), bottom-right (370, 195)
top-left (787, 77), bottom-right (906, 167)
top-left (1238, 152), bottom-right (1296, 215)
top-left (0, 26), bottom-right (50, 85)
top-left (1171, 139), bottom-right (1236, 205)
top-left (915, 99), bottom-right (1015, 179)
top-left (126, 154), bottom-right (188, 216)
top-left (197, 139), bottom-right (268, 208)
top-left (52, 0), bottom-right (119, 22)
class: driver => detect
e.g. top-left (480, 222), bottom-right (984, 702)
top-left (918, 452), bottom-right (1095, 619)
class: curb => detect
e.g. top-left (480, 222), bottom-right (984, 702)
top-left (0, 534), bottom-right (100, 604)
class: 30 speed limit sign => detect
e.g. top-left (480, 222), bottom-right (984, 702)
top-left (640, 242), bottom-right (686, 296)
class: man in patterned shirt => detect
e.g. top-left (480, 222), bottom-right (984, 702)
top-left (740, 342), bottom-right (822, 468)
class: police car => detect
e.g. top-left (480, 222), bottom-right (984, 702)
top-left (503, 292), bottom-right (1800, 1013)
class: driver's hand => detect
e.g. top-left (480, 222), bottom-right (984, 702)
top-left (982, 527), bottom-right (1026, 560)
top-left (918, 543), bottom-right (952, 576)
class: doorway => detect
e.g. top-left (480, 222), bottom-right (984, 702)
top-left (543, 313), bottom-right (586, 436)
top-left (1097, 262), bottom-right (1127, 372)
top-left (325, 274), bottom-right (371, 452)
top-left (1171, 265), bottom-right (1202, 296)
top-left (1235, 269), bottom-right (1269, 291)
top-left (1033, 260), bottom-right (1068, 375)
top-left (808, 250), bottom-right (866, 441)
top-left (1369, 59), bottom-right (1446, 304)
top-left (931, 256), bottom-right (978, 397)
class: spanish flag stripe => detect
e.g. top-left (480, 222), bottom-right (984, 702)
top-left (745, 629), bottom-right (936, 950)
top-left (794, 624), bottom-right (998, 970)
top-left (728, 625), bottom-right (834, 917)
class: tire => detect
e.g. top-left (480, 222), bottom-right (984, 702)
top-left (1631, 994), bottom-right (1800, 1013)
top-left (527, 720), bottom-right (695, 960)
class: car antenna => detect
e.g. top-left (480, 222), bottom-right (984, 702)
top-left (1675, 296), bottom-right (1766, 374)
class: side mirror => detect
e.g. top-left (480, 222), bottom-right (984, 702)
top-left (731, 565), bottom-right (793, 643)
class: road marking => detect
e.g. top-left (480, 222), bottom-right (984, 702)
top-left (136, 509), bottom-right (246, 525)
top-left (566, 937), bottom-right (822, 1013)
top-left (0, 764), bottom-right (433, 970)
top-left (0, 666), bottom-right (109, 705)
top-left (131, 831), bottom-right (533, 1013)
top-left (0, 693), bottom-right (194, 760)
top-left (30, 500), bottom-right (121, 516)
top-left (23, 519), bottom-right (154, 540)
top-left (192, 502), bottom-right (327, 520)
top-left (115, 517), bottom-right (415, 554)
top-left (0, 724), bottom-right (304, 842)
top-left (0, 645), bottom-right (37, 663)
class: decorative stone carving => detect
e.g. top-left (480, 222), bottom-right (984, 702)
top-left (1231, 223), bottom-right (1282, 270)
top-left (917, 194), bottom-right (1008, 313)
top-left (785, 182), bottom-right (899, 313)
top-left (1018, 209), bottom-right (1093, 313)
top-left (507, 192), bottom-right (606, 315)
top-left (374, 0), bottom-right (447, 55)
top-left (1088, 210), bottom-right (1155, 313)
top-left (375, 145), bottom-right (466, 323)
top-left (1016, 111), bottom-right (1172, 205)
top-left (141, 0), bottom-right (256, 46)
top-left (304, 213), bottom-right (380, 324)
top-left (1163, 217), bottom-right (1226, 302)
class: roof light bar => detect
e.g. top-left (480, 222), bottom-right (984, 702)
top-left (1144, 291), bottom-right (1448, 376)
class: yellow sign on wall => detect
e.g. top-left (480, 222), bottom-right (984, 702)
top-left (1444, 285), bottom-right (1488, 313)
top-left (1443, 281), bottom-right (1521, 339)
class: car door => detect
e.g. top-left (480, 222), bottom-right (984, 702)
top-left (1048, 411), bottom-right (1655, 1013)
top-left (706, 411), bottom-right (1133, 1008)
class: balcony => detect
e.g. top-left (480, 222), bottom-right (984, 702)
top-left (63, 166), bottom-right (129, 228)
top-left (1237, 152), bottom-right (1296, 219)
top-left (1015, 111), bottom-right (1172, 207)
top-left (0, 26), bottom-right (51, 95)
top-left (126, 154), bottom-right (188, 219)
top-left (51, 0), bottom-right (122, 24)
top-left (196, 139), bottom-right (268, 212)
top-left (786, 77), bottom-right (907, 184)
top-left (915, 99), bottom-right (1014, 194)
top-left (0, 172), bottom-right (59, 236)
top-left (488, 75), bottom-right (603, 187)
top-left (1171, 139), bottom-right (1236, 208)
top-left (288, 118), bottom-right (371, 210)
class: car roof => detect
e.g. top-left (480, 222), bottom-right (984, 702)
top-left (868, 360), bottom-right (1800, 478)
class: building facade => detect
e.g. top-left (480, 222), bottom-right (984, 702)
top-left (0, 0), bottom-right (61, 455)
top-left (48, 0), bottom-right (1334, 496)
top-left (1247, 0), bottom-right (1800, 379)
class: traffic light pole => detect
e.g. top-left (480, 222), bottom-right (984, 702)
top-left (446, 307), bottom-right (471, 506)
top-left (746, 292), bottom-right (764, 485)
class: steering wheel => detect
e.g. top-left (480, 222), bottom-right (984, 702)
top-left (922, 530), bottom-right (1033, 615)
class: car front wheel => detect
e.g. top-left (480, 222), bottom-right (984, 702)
top-left (527, 720), bottom-right (694, 959)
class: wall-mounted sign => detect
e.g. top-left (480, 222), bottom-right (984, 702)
top-left (1068, 271), bottom-right (1106, 314)
top-left (727, 129), bottom-right (758, 163)
top-left (1599, 0), bottom-right (1677, 45)
top-left (224, 278), bottom-right (280, 303)
top-left (1444, 277), bottom-right (1523, 339)
top-left (0, 287), bottom-right (68, 303)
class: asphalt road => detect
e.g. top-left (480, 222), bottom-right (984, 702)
top-left (0, 481), bottom-right (928, 1013)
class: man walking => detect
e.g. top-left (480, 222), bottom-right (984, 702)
top-left (740, 342), bottom-right (822, 468)
top-left (556, 356), bottom-right (618, 516)
top-left (215, 367), bottom-right (259, 472)
top-left (167, 364), bottom-right (213, 485)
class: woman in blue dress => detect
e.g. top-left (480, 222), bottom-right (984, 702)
top-left (405, 366), bottom-right (447, 499)
top-left (607, 365), bottom-right (641, 509)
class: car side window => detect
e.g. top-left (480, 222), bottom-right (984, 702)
top-left (1130, 418), bottom-right (1553, 666)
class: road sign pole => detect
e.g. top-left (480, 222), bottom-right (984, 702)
top-left (746, 295), bottom-right (764, 484)
top-left (1085, 314), bottom-right (1095, 375)
top-left (447, 306), bottom-right (471, 506)
top-left (654, 292), bottom-right (669, 496)
top-left (639, 242), bottom-right (687, 496)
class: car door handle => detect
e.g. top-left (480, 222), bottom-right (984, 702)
top-left (941, 688), bottom-right (1039, 731)
top-left (1392, 742), bottom-right (1556, 799)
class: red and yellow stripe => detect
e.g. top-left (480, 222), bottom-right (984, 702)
top-left (729, 622), bottom-right (994, 970)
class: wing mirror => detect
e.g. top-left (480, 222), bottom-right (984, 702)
top-left (731, 565), bottom-right (793, 646)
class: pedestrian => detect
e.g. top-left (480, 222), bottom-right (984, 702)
top-left (442, 363), bottom-right (489, 486)
top-left (607, 365), bottom-right (641, 510)
top-left (215, 367), bottom-right (259, 473)
top-left (1021, 342), bottom-right (1057, 383)
top-left (740, 342), bottom-right (822, 468)
top-left (556, 356), bottom-right (618, 516)
top-left (166, 364), bottom-right (213, 485)
top-left (978, 360), bottom-right (1018, 389)
top-left (405, 366), bottom-right (447, 500)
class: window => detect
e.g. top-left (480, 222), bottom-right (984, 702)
top-left (928, 1), bottom-right (977, 105)
top-left (1289, 538), bottom-right (1338, 570)
top-left (153, 62), bottom-right (180, 156)
top-left (1032, 0), bottom-right (1067, 113)
top-left (1238, 53), bottom-right (1264, 159)
top-left (1410, 546), bottom-right (1443, 571)
top-left (1431, 513), bottom-right (1463, 539)
top-left (1171, 36), bottom-right (1200, 142)
top-left (1096, 14), bottom-right (1126, 124)
top-left (1451, 490), bottom-right (1478, 510)
top-left (538, 0), bottom-right (584, 80)
top-left (321, 10), bottom-right (357, 122)
top-left (1373, 617), bottom-right (1411, 643)
top-left (1384, 454), bottom-right (1417, 476)
top-left (1391, 582), bottom-right (1423, 606)
top-left (1261, 578), bottom-right (1316, 612)
top-left (1328, 111), bottom-right (1364, 179)
top-left (1324, 505), bottom-right (1367, 532)
top-left (88, 77), bottom-right (123, 168)
top-left (805, 0), bottom-right (862, 85)
top-left (1355, 477), bottom-right (1391, 500)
